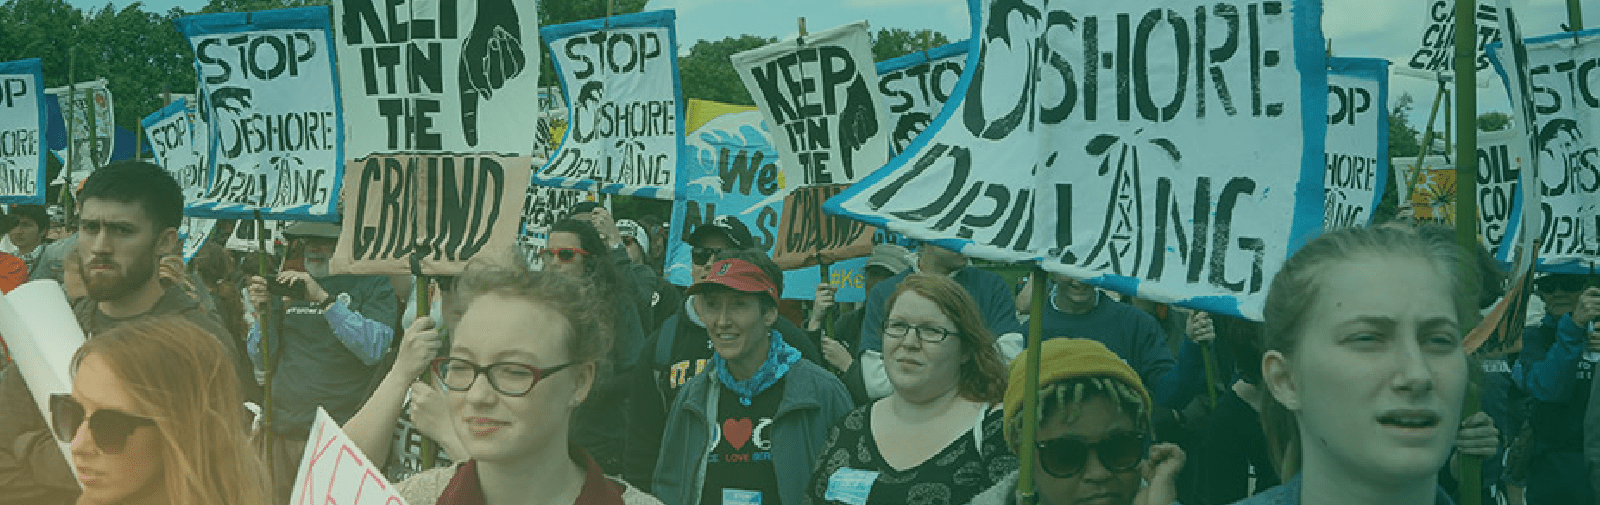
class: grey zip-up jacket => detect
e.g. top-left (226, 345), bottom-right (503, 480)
top-left (651, 359), bottom-right (852, 505)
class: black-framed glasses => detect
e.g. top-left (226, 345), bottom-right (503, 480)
top-left (692, 246), bottom-right (723, 265)
top-left (539, 247), bottom-right (589, 263)
top-left (883, 320), bottom-right (958, 343)
top-left (430, 357), bottom-right (574, 397)
top-left (49, 394), bottom-right (156, 454)
top-left (1034, 431), bottom-right (1146, 478)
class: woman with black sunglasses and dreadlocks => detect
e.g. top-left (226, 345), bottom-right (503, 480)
top-left (53, 316), bottom-right (270, 505)
top-left (969, 338), bottom-right (1185, 505)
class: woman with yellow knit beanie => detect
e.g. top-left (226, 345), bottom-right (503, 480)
top-left (969, 338), bottom-right (1185, 505)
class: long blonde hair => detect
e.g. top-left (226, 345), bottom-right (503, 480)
top-left (72, 316), bottom-right (270, 505)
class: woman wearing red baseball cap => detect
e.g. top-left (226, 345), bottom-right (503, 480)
top-left (652, 253), bottom-right (853, 505)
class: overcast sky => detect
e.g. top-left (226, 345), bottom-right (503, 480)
top-left (76, 0), bottom-right (1580, 121)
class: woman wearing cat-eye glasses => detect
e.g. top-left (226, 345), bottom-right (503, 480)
top-left (53, 316), bottom-right (269, 505)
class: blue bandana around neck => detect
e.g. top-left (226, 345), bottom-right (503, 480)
top-left (713, 329), bottom-right (799, 406)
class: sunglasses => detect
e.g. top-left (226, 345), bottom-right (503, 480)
top-left (692, 246), bottom-right (723, 265)
top-left (621, 236), bottom-right (638, 247)
top-left (430, 357), bottom-right (575, 397)
top-left (1536, 275), bottom-right (1595, 293)
top-left (50, 394), bottom-right (156, 454)
top-left (539, 247), bottom-right (589, 263)
top-left (1034, 431), bottom-right (1146, 478)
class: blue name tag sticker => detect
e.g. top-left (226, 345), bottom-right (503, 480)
top-left (824, 468), bottom-right (879, 505)
top-left (723, 488), bottom-right (761, 505)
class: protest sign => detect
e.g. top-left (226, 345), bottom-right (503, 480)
top-left (532, 88), bottom-right (568, 158)
top-left (1405, 0), bottom-right (1502, 75)
top-left (333, 153), bottom-right (532, 275)
top-left (1324, 57), bottom-right (1389, 229)
top-left (227, 218), bottom-right (287, 254)
top-left (1474, 129), bottom-right (1529, 258)
top-left (44, 79), bottom-right (114, 188)
top-left (334, 0), bottom-right (542, 155)
top-left (176, 7), bottom-right (345, 221)
top-left (875, 41), bottom-right (969, 154)
top-left (291, 407), bottom-right (407, 505)
top-left (1488, 21), bottom-right (1599, 273)
top-left (143, 98), bottom-right (218, 261)
top-left (827, 0), bottom-right (1328, 320)
top-left (0, 280), bottom-right (86, 467)
top-left (667, 99), bottom-right (879, 302)
top-left (732, 21), bottom-right (891, 187)
top-left (770, 184), bottom-right (875, 269)
top-left (0, 58), bottom-right (46, 204)
top-left (534, 10), bottom-right (684, 199)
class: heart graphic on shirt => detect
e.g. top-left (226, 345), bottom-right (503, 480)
top-left (723, 418), bottom-right (754, 450)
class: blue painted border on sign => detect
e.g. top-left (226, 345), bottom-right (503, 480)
top-left (873, 39), bottom-right (972, 76)
top-left (0, 58), bottom-right (47, 205)
top-left (1328, 56), bottom-right (1391, 227)
top-left (827, 0), bottom-right (1329, 321)
top-left (533, 9), bottom-right (683, 200)
top-left (174, 6), bottom-right (344, 222)
top-left (140, 98), bottom-right (188, 168)
top-left (1486, 26), bottom-right (1600, 273)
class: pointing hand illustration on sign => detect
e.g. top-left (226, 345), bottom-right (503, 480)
top-left (458, 0), bottom-right (527, 147)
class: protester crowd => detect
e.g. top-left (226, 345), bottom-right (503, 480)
top-left (1, 161), bottom-right (1598, 505)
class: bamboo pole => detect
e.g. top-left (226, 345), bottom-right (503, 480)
top-left (1403, 79), bottom-right (1449, 216)
top-left (1454, 0), bottom-right (1482, 503)
top-left (1014, 267), bottom-right (1046, 505)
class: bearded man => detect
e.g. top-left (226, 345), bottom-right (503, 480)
top-left (0, 161), bottom-right (255, 505)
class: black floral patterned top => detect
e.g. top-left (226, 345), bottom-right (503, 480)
top-left (805, 403), bottom-right (1018, 505)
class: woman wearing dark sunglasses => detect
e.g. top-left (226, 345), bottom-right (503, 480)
top-left (54, 316), bottom-right (269, 505)
top-left (969, 338), bottom-right (1183, 505)
top-left (393, 258), bottom-right (661, 505)
top-left (806, 274), bottom-right (1016, 505)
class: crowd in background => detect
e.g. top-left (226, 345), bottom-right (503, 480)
top-left (0, 161), bottom-right (1597, 505)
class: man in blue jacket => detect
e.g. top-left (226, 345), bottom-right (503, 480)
top-left (247, 221), bottom-right (397, 503)
top-left (1514, 273), bottom-right (1600, 505)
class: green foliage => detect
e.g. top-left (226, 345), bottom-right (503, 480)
top-left (1478, 111), bottom-right (1511, 132)
top-left (198, 0), bottom-right (326, 14)
top-left (677, 35), bottom-right (775, 106)
top-left (0, 0), bottom-right (199, 136)
top-left (536, 0), bottom-right (648, 87)
top-left (1376, 93), bottom-right (1424, 223)
top-left (870, 27), bottom-right (952, 62)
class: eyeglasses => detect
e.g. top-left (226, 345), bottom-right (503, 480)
top-left (1536, 275), bottom-right (1595, 293)
top-left (692, 246), bottom-right (723, 265)
top-left (430, 357), bottom-right (574, 397)
top-left (539, 247), bottom-right (589, 263)
top-left (883, 320), bottom-right (958, 343)
top-left (49, 394), bottom-right (156, 454)
top-left (1034, 431), bottom-right (1146, 478)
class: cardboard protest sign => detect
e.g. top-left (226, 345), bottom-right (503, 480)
top-left (732, 21), bottom-right (891, 187)
top-left (44, 79), bottom-right (114, 188)
top-left (875, 41), bottom-right (970, 154)
top-left (770, 184), bottom-right (875, 269)
top-left (667, 99), bottom-right (877, 303)
top-left (1488, 21), bottom-right (1599, 273)
top-left (0, 58), bottom-right (46, 204)
top-left (0, 280), bottom-right (87, 467)
top-left (1406, 0), bottom-right (1501, 75)
top-left (175, 7), bottom-right (345, 221)
top-left (827, 0), bottom-right (1328, 320)
top-left (1324, 57), bottom-right (1389, 229)
top-left (334, 0), bottom-right (542, 155)
top-left (143, 98), bottom-right (218, 261)
top-left (291, 407), bottom-right (407, 505)
top-left (534, 10), bottom-right (684, 199)
top-left (332, 153), bottom-right (532, 275)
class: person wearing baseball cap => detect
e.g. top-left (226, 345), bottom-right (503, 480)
top-left (687, 215), bottom-right (756, 282)
top-left (651, 255), bottom-right (852, 505)
top-left (970, 338), bottom-right (1184, 505)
